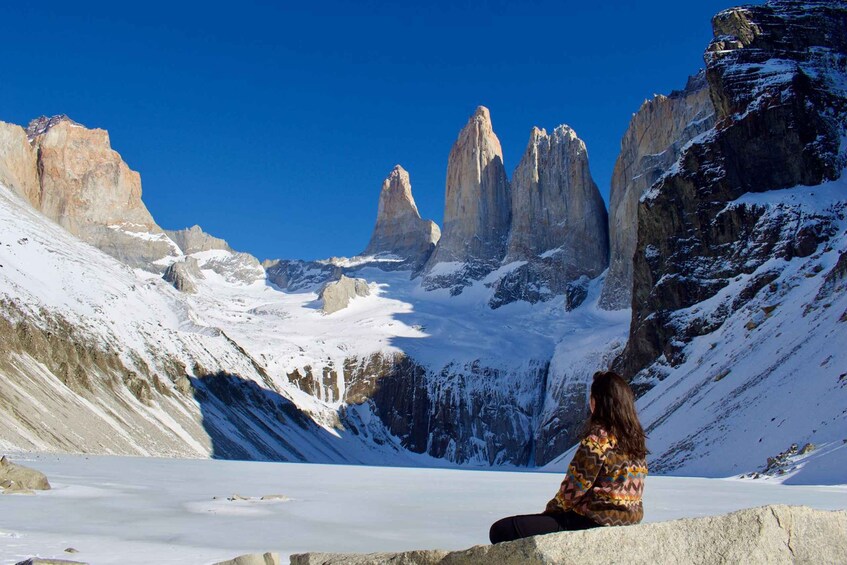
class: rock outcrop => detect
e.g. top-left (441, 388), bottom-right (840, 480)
top-left (212, 552), bottom-right (280, 565)
top-left (163, 257), bottom-right (204, 293)
top-left (362, 165), bottom-right (440, 266)
top-left (424, 106), bottom-right (511, 291)
top-left (292, 506), bottom-right (847, 565)
top-left (166, 225), bottom-right (233, 254)
top-left (488, 125), bottom-right (608, 309)
top-left (25, 115), bottom-right (178, 269)
top-left (599, 72), bottom-right (715, 311)
top-left (0, 121), bottom-right (39, 205)
top-left (617, 0), bottom-right (847, 379)
top-left (0, 455), bottom-right (51, 493)
top-left (320, 275), bottom-right (370, 314)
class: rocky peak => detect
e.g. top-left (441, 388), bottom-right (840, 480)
top-left (362, 165), bottom-right (440, 265)
top-left (423, 105), bottom-right (511, 289)
top-left (166, 225), bottom-right (233, 255)
top-left (599, 71), bottom-right (715, 311)
top-left (25, 114), bottom-right (79, 142)
top-left (506, 124), bottom-right (607, 269)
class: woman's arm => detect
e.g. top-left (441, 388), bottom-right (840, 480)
top-left (544, 432), bottom-right (613, 514)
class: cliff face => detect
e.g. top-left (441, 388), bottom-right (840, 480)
top-left (22, 115), bottom-right (180, 268)
top-left (362, 165), bottom-right (440, 266)
top-left (423, 106), bottom-right (511, 291)
top-left (599, 73), bottom-right (715, 311)
top-left (0, 121), bottom-right (39, 206)
top-left (166, 225), bottom-right (233, 255)
top-left (617, 0), bottom-right (847, 381)
top-left (489, 125), bottom-right (608, 309)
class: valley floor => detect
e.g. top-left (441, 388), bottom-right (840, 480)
top-left (1, 454), bottom-right (845, 564)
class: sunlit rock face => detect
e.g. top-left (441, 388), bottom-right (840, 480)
top-left (362, 164), bottom-right (440, 267)
top-left (423, 106), bottom-right (511, 292)
top-left (599, 72), bottom-right (715, 311)
top-left (26, 115), bottom-right (178, 269)
top-left (0, 121), bottom-right (39, 206)
top-left (488, 124), bottom-right (608, 310)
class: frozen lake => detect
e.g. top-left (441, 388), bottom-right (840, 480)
top-left (2, 453), bottom-right (846, 564)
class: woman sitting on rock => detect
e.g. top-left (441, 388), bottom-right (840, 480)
top-left (489, 371), bottom-right (648, 544)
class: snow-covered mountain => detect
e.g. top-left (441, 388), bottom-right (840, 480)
top-left (0, 0), bottom-right (845, 483)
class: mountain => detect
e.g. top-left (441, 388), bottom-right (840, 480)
top-left (0, 0), bottom-right (845, 481)
top-left (423, 106), bottom-right (511, 292)
top-left (599, 72), bottom-right (715, 311)
top-left (362, 165), bottom-right (440, 267)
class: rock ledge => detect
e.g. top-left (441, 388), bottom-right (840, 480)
top-left (290, 505), bottom-right (847, 565)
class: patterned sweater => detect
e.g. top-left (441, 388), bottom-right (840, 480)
top-left (544, 426), bottom-right (647, 526)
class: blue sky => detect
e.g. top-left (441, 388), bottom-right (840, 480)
top-left (1, 1), bottom-right (762, 261)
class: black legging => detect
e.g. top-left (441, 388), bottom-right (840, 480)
top-left (489, 511), bottom-right (601, 544)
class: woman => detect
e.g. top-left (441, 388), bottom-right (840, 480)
top-left (489, 371), bottom-right (648, 544)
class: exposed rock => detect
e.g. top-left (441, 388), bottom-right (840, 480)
top-left (27, 115), bottom-right (178, 269)
top-left (264, 259), bottom-right (342, 291)
top-left (165, 225), bottom-right (233, 254)
top-left (424, 106), bottom-right (511, 291)
top-left (162, 257), bottom-right (204, 293)
top-left (363, 165), bottom-right (440, 266)
top-left (212, 553), bottom-right (281, 565)
top-left (617, 0), bottom-right (847, 379)
top-left (0, 455), bottom-right (51, 492)
top-left (202, 252), bottom-right (265, 285)
top-left (291, 505), bottom-right (847, 565)
top-left (599, 72), bottom-right (715, 311)
top-left (320, 275), bottom-right (370, 314)
top-left (0, 121), bottom-right (39, 205)
top-left (506, 125), bottom-right (608, 272)
top-left (488, 125), bottom-right (608, 308)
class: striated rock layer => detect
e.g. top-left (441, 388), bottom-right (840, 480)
top-left (617, 0), bottom-right (847, 380)
top-left (166, 225), bottom-right (233, 255)
top-left (291, 506), bottom-right (847, 565)
top-left (363, 165), bottom-right (440, 266)
top-left (599, 72), bottom-right (715, 311)
top-left (424, 106), bottom-right (511, 291)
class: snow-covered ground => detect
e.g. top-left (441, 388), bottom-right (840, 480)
top-left (1, 453), bottom-right (845, 565)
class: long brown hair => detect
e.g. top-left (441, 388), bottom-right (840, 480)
top-left (587, 371), bottom-right (648, 458)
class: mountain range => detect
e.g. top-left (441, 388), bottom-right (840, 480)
top-left (0, 0), bottom-right (845, 481)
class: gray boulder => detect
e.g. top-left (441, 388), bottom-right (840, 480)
top-left (320, 275), bottom-right (370, 314)
top-left (162, 257), bottom-right (204, 293)
top-left (291, 505), bottom-right (847, 565)
top-left (0, 455), bottom-right (50, 493)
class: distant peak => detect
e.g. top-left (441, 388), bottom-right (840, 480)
top-left (26, 114), bottom-right (80, 141)
top-left (473, 105), bottom-right (491, 121)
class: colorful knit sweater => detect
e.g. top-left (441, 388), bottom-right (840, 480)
top-left (544, 426), bottom-right (647, 526)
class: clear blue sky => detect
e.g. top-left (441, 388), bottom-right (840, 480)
top-left (1, 0), bottom-right (762, 261)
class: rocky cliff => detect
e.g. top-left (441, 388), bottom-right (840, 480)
top-left (362, 165), bottom-right (440, 266)
top-left (23, 115), bottom-right (179, 268)
top-left (617, 0), bottom-right (847, 380)
top-left (423, 106), bottom-right (511, 291)
top-left (489, 125), bottom-right (608, 309)
top-left (166, 225), bottom-right (233, 255)
top-left (0, 121), bottom-right (39, 206)
top-left (599, 73), bottom-right (715, 311)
